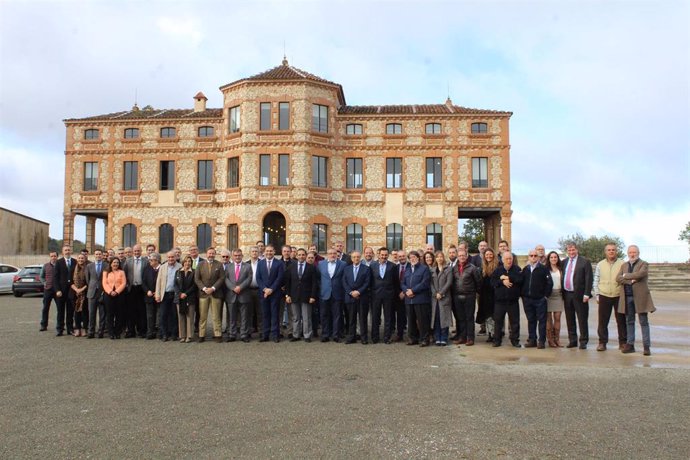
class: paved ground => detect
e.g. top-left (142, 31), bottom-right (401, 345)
top-left (1, 292), bottom-right (688, 459)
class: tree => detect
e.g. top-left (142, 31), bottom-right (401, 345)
top-left (679, 222), bottom-right (690, 244)
top-left (557, 233), bottom-right (624, 263)
top-left (459, 218), bottom-right (485, 253)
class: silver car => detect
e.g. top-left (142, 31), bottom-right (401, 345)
top-left (0, 264), bottom-right (21, 293)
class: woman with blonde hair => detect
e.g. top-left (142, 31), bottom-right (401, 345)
top-left (477, 248), bottom-right (498, 342)
top-left (430, 251), bottom-right (453, 345)
top-left (70, 254), bottom-right (88, 337)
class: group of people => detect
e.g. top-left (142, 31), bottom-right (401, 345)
top-left (38, 238), bottom-right (655, 355)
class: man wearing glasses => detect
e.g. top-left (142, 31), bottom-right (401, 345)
top-left (521, 249), bottom-right (553, 348)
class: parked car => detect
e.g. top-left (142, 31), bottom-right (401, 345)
top-left (12, 265), bottom-right (44, 297)
top-left (0, 264), bottom-right (20, 293)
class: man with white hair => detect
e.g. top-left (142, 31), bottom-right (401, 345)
top-left (617, 245), bottom-right (655, 356)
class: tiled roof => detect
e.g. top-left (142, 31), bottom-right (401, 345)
top-left (338, 104), bottom-right (511, 115)
top-left (65, 108), bottom-right (223, 122)
top-left (221, 58), bottom-right (339, 88)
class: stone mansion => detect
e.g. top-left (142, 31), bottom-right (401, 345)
top-left (62, 59), bottom-right (513, 254)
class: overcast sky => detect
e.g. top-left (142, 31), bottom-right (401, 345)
top-left (1, 0), bottom-right (688, 260)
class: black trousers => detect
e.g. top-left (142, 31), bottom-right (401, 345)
top-left (407, 303), bottom-right (431, 343)
top-left (494, 300), bottom-right (520, 344)
top-left (454, 295), bottom-right (477, 341)
top-left (41, 288), bottom-right (58, 329)
top-left (345, 300), bottom-right (369, 342)
top-left (105, 293), bottom-right (124, 337)
top-left (126, 286), bottom-right (147, 336)
top-left (563, 291), bottom-right (589, 345)
top-left (393, 297), bottom-right (407, 339)
top-left (597, 295), bottom-right (626, 345)
top-left (320, 298), bottom-right (342, 339)
top-left (145, 297), bottom-right (159, 337)
top-left (371, 295), bottom-right (394, 342)
top-left (247, 288), bottom-right (260, 334)
top-left (56, 291), bottom-right (75, 333)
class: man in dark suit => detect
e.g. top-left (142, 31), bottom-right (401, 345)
top-left (224, 249), bottom-right (253, 342)
top-left (84, 249), bottom-right (106, 338)
top-left (194, 247), bottom-right (226, 342)
top-left (123, 244), bottom-right (148, 337)
top-left (317, 248), bottom-right (346, 342)
top-left (279, 245), bottom-right (293, 337)
top-left (393, 249), bottom-right (410, 342)
top-left (342, 251), bottom-right (371, 344)
top-left (256, 244), bottom-right (285, 342)
top-left (561, 242), bottom-right (593, 349)
top-left (370, 247), bottom-right (400, 344)
top-left (188, 245), bottom-right (204, 334)
top-left (285, 248), bottom-right (319, 342)
top-left (54, 245), bottom-right (77, 336)
top-left (402, 250), bottom-right (432, 346)
top-left (334, 241), bottom-right (351, 265)
top-left (142, 252), bottom-right (161, 339)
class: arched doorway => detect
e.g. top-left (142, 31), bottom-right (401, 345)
top-left (263, 211), bottom-right (286, 249)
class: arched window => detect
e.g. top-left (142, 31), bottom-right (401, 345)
top-left (227, 224), bottom-right (238, 250)
top-left (160, 127), bottom-right (176, 138)
top-left (346, 123), bottom-right (363, 135)
top-left (198, 126), bottom-right (214, 137)
top-left (196, 224), bottom-right (212, 251)
top-left (122, 224), bottom-right (137, 248)
top-left (386, 123), bottom-right (402, 134)
top-left (386, 223), bottom-right (403, 250)
top-left (159, 224), bottom-right (174, 253)
top-left (426, 223), bottom-right (442, 251)
top-left (124, 128), bottom-right (139, 139)
top-left (425, 123), bottom-right (441, 134)
top-left (346, 223), bottom-right (363, 253)
top-left (84, 129), bottom-right (99, 140)
top-left (471, 122), bottom-right (488, 134)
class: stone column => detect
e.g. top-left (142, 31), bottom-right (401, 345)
top-left (102, 218), bottom-right (109, 250)
top-left (85, 216), bottom-right (97, 252)
top-left (501, 207), bottom-right (513, 248)
top-left (62, 212), bottom-right (75, 247)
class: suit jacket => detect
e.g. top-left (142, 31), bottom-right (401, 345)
top-left (342, 263), bottom-right (371, 303)
top-left (123, 256), bottom-right (149, 290)
top-left (194, 259), bottom-right (225, 299)
top-left (318, 259), bottom-right (346, 301)
top-left (142, 264), bottom-right (160, 295)
top-left (470, 254), bottom-right (483, 268)
top-left (284, 261), bottom-right (319, 304)
top-left (155, 262), bottom-right (182, 300)
top-left (369, 261), bottom-right (400, 299)
top-left (224, 261), bottom-right (252, 304)
top-left (401, 263), bottom-right (431, 305)
top-left (256, 258), bottom-right (285, 298)
top-left (339, 253), bottom-right (352, 265)
top-left (561, 255), bottom-right (593, 300)
top-left (84, 260), bottom-right (106, 300)
top-left (54, 257), bottom-right (77, 294)
top-left (616, 259), bottom-right (656, 314)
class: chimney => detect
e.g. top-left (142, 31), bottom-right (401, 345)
top-left (193, 92), bottom-right (207, 112)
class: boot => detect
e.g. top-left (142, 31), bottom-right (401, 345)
top-left (622, 343), bottom-right (635, 354)
top-left (553, 323), bottom-right (563, 347)
top-left (546, 325), bottom-right (557, 348)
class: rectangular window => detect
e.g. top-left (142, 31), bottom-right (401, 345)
top-left (472, 157), bottom-right (489, 188)
top-left (279, 102), bottom-right (290, 130)
top-left (198, 126), bottom-right (214, 137)
top-left (471, 122), bottom-right (488, 134)
top-left (311, 156), bottom-right (327, 187)
top-left (425, 123), bottom-right (441, 134)
top-left (160, 127), bottom-right (176, 138)
top-left (84, 129), bottom-right (99, 140)
top-left (426, 157), bottom-right (442, 188)
top-left (260, 102), bottom-right (271, 131)
top-left (227, 157), bottom-right (239, 188)
top-left (227, 224), bottom-right (238, 250)
top-left (160, 161), bottom-right (175, 190)
top-left (84, 162), bottom-right (98, 191)
top-left (386, 158), bottom-right (402, 188)
top-left (346, 158), bottom-right (363, 189)
top-left (278, 154), bottom-right (289, 186)
top-left (386, 123), bottom-right (402, 135)
top-left (123, 161), bottom-right (138, 191)
top-left (346, 124), bottom-right (362, 135)
top-left (312, 224), bottom-right (327, 253)
top-left (197, 160), bottom-right (213, 190)
top-left (312, 104), bottom-right (328, 133)
top-left (259, 154), bottom-right (270, 186)
top-left (229, 106), bottom-right (240, 133)
top-left (124, 128), bottom-right (139, 139)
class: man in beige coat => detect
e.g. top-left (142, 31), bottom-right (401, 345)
top-left (194, 247), bottom-right (226, 342)
top-left (616, 245), bottom-right (656, 356)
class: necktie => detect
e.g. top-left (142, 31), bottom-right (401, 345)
top-left (565, 258), bottom-right (574, 291)
top-left (193, 259), bottom-right (197, 269)
top-left (380, 264), bottom-right (385, 279)
top-left (235, 264), bottom-right (240, 281)
top-left (298, 263), bottom-right (304, 278)
top-left (267, 260), bottom-right (272, 272)
top-left (66, 259), bottom-right (71, 270)
top-left (354, 265), bottom-right (359, 279)
top-left (400, 265), bottom-right (405, 281)
top-left (96, 262), bottom-right (101, 276)
top-left (411, 264), bottom-right (415, 274)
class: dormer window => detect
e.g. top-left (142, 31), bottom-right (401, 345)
top-left (425, 123), bottom-right (441, 134)
top-left (124, 128), bottom-right (139, 139)
top-left (386, 123), bottom-right (402, 135)
top-left (84, 129), bottom-right (99, 140)
top-left (346, 124), bottom-right (363, 135)
top-left (160, 127), bottom-right (176, 138)
top-left (471, 122), bottom-right (488, 134)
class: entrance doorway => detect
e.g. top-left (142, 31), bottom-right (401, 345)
top-left (263, 211), bottom-right (286, 249)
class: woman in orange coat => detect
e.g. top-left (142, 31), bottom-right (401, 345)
top-left (102, 257), bottom-right (127, 339)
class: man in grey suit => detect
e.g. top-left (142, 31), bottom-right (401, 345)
top-left (84, 249), bottom-right (106, 338)
top-left (224, 248), bottom-right (253, 342)
top-left (123, 244), bottom-right (148, 337)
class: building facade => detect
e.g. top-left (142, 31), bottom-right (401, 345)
top-left (63, 60), bottom-right (512, 254)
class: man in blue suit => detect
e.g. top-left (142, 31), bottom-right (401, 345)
top-left (402, 250), bottom-right (432, 346)
top-left (317, 248), bottom-right (345, 342)
top-left (256, 244), bottom-right (285, 342)
top-left (370, 247), bottom-right (400, 344)
top-left (342, 251), bottom-right (372, 344)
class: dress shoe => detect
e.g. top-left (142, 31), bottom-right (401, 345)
top-left (333, 337), bottom-right (341, 343)
top-left (198, 337), bottom-right (206, 343)
top-left (259, 337), bottom-right (268, 343)
top-left (125, 333), bottom-right (135, 338)
top-left (40, 327), bottom-right (47, 331)
top-left (537, 342), bottom-right (545, 349)
top-left (566, 342), bottom-right (578, 348)
top-left (597, 343), bottom-right (606, 351)
top-left (320, 337), bottom-right (329, 343)
top-left (87, 333), bottom-right (95, 339)
top-left (392, 335), bottom-right (402, 343)
top-left (465, 339), bottom-right (474, 346)
top-left (273, 337), bottom-right (280, 343)
top-left (621, 344), bottom-right (635, 354)
top-left (486, 335), bottom-right (494, 343)
top-left (110, 335), bottom-right (116, 340)
top-left (97, 332), bottom-right (104, 339)
top-left (304, 338), bottom-right (312, 343)
top-left (242, 337), bottom-right (250, 343)
top-left (419, 341), bottom-right (429, 347)
top-left (214, 337), bottom-right (223, 343)
top-left (578, 344), bottom-right (587, 350)
top-left (439, 341), bottom-right (447, 346)
top-left (643, 347), bottom-right (651, 356)
top-left (384, 340), bottom-right (392, 344)
top-left (226, 337), bottom-right (237, 343)
top-left (289, 337), bottom-right (300, 342)
top-left (478, 325), bottom-right (487, 335)
top-left (406, 341), bottom-right (419, 346)
top-left (371, 339), bottom-right (379, 344)
top-left (361, 340), bottom-right (368, 345)
top-left (511, 341), bottom-right (521, 348)
top-left (524, 340), bottom-right (537, 348)
top-left (619, 343), bottom-right (626, 351)
top-left (492, 342), bottom-right (501, 347)
top-left (344, 339), bottom-right (355, 344)
top-left (56, 331), bottom-right (64, 337)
